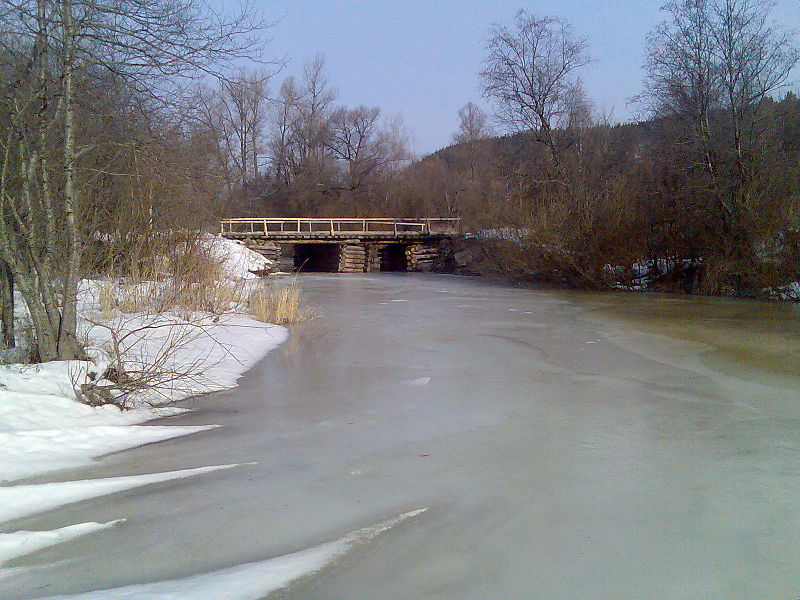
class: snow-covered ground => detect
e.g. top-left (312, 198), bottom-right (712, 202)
top-left (1, 236), bottom-right (284, 482)
top-left (779, 280), bottom-right (800, 301)
top-left (1, 299), bottom-right (287, 482)
top-left (0, 236), bottom-right (306, 596)
top-left (204, 234), bottom-right (273, 280)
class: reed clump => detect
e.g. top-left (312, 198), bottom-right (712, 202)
top-left (247, 281), bottom-right (312, 324)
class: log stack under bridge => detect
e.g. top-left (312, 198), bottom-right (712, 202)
top-left (220, 218), bottom-right (460, 274)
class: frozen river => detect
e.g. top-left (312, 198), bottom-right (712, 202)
top-left (6, 274), bottom-right (800, 599)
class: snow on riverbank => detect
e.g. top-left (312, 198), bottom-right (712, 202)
top-left (0, 236), bottom-right (288, 579)
top-left (0, 464), bottom-right (244, 523)
top-left (0, 521), bottom-right (124, 566)
top-left (206, 235), bottom-right (273, 279)
top-left (1, 303), bottom-right (287, 483)
top-left (1, 236), bottom-right (285, 483)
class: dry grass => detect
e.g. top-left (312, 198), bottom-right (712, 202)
top-left (78, 233), bottom-right (312, 408)
top-left (247, 281), bottom-right (312, 325)
top-left (94, 233), bottom-right (312, 325)
top-left (97, 233), bottom-right (247, 317)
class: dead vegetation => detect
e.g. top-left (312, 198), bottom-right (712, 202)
top-left (247, 280), bottom-right (313, 325)
top-left (76, 234), bottom-right (310, 409)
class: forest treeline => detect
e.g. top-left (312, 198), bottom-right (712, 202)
top-left (235, 2), bottom-right (800, 298)
top-left (0, 0), bottom-right (798, 359)
top-left (408, 91), bottom-right (800, 296)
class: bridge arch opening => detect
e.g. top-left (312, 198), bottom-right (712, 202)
top-left (289, 242), bottom-right (412, 273)
top-left (293, 244), bottom-right (340, 272)
top-left (379, 244), bottom-right (408, 272)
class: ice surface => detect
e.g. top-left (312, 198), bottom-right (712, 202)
top-left (5, 275), bottom-right (800, 600)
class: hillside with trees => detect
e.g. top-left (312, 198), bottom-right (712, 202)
top-left (399, 3), bottom-right (800, 297)
top-left (406, 90), bottom-right (800, 295)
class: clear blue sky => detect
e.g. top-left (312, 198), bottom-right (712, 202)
top-left (264, 0), bottom-right (800, 155)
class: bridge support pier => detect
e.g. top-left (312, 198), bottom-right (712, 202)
top-left (405, 242), bottom-right (442, 272)
top-left (338, 243), bottom-right (367, 273)
top-left (241, 239), bottom-right (451, 274)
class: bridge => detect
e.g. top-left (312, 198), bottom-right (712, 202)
top-left (220, 217), bottom-right (461, 273)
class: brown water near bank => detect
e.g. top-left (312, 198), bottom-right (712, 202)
top-left (567, 291), bottom-right (800, 388)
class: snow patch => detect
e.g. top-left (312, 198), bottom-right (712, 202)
top-left (778, 280), bottom-right (800, 301)
top-left (0, 464), bottom-right (244, 524)
top-left (403, 376), bottom-right (431, 386)
top-left (0, 424), bottom-right (216, 483)
top-left (205, 235), bottom-right (273, 280)
top-left (0, 312), bottom-right (286, 483)
top-left (39, 509), bottom-right (427, 600)
top-left (0, 521), bottom-right (124, 565)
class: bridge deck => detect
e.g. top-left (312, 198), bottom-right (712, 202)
top-left (220, 218), bottom-right (460, 241)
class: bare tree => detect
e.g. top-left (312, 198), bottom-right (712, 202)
top-left (642, 0), bottom-right (799, 280)
top-left (326, 106), bottom-right (410, 208)
top-left (453, 102), bottom-right (492, 178)
top-left (0, 0), bottom-right (268, 361)
top-left (642, 0), bottom-right (723, 183)
top-left (296, 54), bottom-right (338, 164)
top-left (269, 76), bottom-right (303, 189)
top-left (453, 102), bottom-right (491, 145)
top-left (480, 10), bottom-right (592, 167)
top-left (202, 69), bottom-right (272, 186)
top-left (267, 55), bottom-right (338, 212)
top-left (711, 0), bottom-right (799, 182)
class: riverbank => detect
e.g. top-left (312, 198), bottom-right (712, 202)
top-left (445, 236), bottom-right (800, 301)
top-left (0, 237), bottom-right (289, 575)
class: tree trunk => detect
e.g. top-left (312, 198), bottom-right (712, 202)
top-left (56, 0), bottom-right (85, 360)
top-left (0, 260), bottom-right (13, 349)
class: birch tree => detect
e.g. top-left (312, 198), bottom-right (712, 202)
top-left (0, 260), bottom-right (12, 350)
top-left (453, 102), bottom-right (492, 179)
top-left (0, 0), bottom-right (267, 361)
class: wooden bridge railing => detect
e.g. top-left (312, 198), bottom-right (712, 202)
top-left (220, 217), bottom-right (461, 237)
